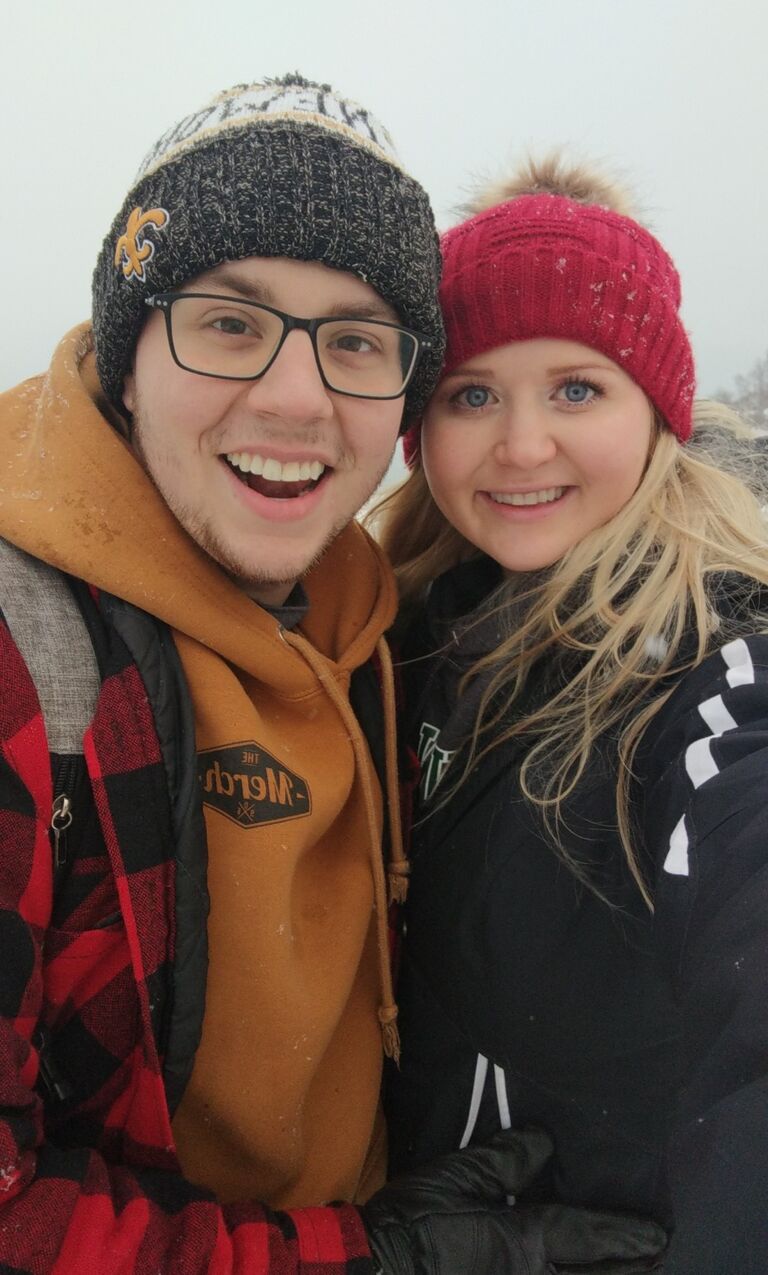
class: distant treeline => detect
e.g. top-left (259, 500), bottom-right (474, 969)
top-left (717, 350), bottom-right (768, 428)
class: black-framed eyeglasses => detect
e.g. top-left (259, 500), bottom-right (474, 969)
top-left (144, 292), bottom-right (431, 400)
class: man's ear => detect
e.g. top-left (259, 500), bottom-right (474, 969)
top-left (122, 369), bottom-right (136, 415)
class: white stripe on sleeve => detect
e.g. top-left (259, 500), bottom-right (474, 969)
top-left (669, 642), bottom-right (756, 873)
top-left (663, 814), bottom-right (690, 876)
top-left (686, 685), bottom-right (741, 789)
top-left (722, 637), bottom-right (755, 689)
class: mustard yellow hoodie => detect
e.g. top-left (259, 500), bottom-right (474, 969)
top-left (0, 325), bottom-right (404, 1207)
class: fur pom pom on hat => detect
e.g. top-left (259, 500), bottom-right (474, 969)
top-left (458, 154), bottom-right (640, 220)
top-left (403, 155), bottom-right (695, 465)
top-left (92, 74), bottom-right (444, 418)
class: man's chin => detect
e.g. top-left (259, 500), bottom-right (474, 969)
top-left (151, 480), bottom-right (359, 604)
top-left (218, 555), bottom-right (305, 601)
top-left (205, 537), bottom-right (334, 605)
top-left (229, 567), bottom-right (304, 608)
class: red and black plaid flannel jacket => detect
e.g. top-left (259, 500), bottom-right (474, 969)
top-left (0, 583), bottom-right (373, 1274)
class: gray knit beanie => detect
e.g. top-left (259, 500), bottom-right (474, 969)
top-left (92, 74), bottom-right (444, 419)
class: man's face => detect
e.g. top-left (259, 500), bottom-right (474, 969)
top-left (123, 256), bottom-right (405, 605)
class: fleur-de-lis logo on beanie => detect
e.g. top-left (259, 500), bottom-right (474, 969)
top-left (114, 206), bottom-right (169, 281)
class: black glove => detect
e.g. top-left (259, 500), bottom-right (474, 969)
top-left (361, 1130), bottom-right (666, 1275)
top-left (519, 1202), bottom-right (666, 1273)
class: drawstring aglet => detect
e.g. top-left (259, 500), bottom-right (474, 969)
top-left (387, 858), bottom-right (411, 905)
top-left (379, 1003), bottom-right (401, 1065)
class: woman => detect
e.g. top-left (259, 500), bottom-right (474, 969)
top-left (374, 159), bottom-right (768, 1273)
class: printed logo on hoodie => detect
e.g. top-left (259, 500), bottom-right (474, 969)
top-left (198, 741), bottom-right (312, 828)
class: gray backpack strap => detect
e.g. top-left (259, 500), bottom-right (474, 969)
top-left (0, 539), bottom-right (99, 754)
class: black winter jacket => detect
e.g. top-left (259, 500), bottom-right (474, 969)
top-left (387, 561), bottom-right (768, 1275)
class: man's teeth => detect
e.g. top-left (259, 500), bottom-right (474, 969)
top-left (226, 453), bottom-right (326, 482)
top-left (491, 486), bottom-right (564, 507)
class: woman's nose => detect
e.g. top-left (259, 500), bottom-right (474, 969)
top-left (492, 407), bottom-right (558, 469)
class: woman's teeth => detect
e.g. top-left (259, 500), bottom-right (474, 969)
top-left (490, 486), bottom-right (564, 506)
top-left (226, 452), bottom-right (326, 483)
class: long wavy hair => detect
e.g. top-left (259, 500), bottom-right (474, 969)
top-left (370, 402), bottom-right (768, 908)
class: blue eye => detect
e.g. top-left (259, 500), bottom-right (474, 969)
top-left (458, 385), bottom-right (492, 409)
top-left (558, 379), bottom-right (599, 404)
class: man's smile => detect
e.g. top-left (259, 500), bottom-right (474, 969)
top-left (224, 451), bottom-right (329, 500)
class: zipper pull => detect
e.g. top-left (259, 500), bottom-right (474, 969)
top-left (51, 793), bottom-right (73, 869)
top-left (35, 1026), bottom-right (73, 1104)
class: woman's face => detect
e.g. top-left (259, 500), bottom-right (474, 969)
top-left (421, 338), bottom-right (654, 573)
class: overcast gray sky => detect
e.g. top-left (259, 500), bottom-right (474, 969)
top-left (3, 0), bottom-right (766, 405)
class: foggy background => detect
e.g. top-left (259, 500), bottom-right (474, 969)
top-left (3, 0), bottom-right (766, 452)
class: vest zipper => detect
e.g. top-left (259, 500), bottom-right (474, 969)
top-left (50, 792), bottom-right (73, 868)
top-left (41, 762), bottom-right (88, 1109)
top-left (50, 753), bottom-right (83, 870)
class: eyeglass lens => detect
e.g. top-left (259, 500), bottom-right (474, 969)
top-left (167, 295), bottom-right (419, 397)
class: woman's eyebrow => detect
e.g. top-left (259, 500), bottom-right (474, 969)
top-left (441, 362), bottom-right (616, 381)
top-left (546, 362), bottom-right (616, 376)
top-left (441, 366), bottom-right (497, 381)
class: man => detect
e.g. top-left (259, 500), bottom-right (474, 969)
top-left (0, 76), bottom-right (665, 1274)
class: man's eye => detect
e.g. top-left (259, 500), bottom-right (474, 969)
top-left (212, 316), bottom-right (251, 336)
top-left (455, 385), bottom-right (492, 409)
top-left (331, 333), bottom-right (377, 354)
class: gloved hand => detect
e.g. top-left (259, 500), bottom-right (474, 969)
top-left (517, 1202), bottom-right (666, 1273)
top-left (361, 1130), bottom-right (666, 1274)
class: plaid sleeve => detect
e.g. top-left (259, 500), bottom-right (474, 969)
top-left (0, 618), bottom-right (373, 1275)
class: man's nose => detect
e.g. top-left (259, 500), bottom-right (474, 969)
top-left (243, 329), bottom-right (334, 424)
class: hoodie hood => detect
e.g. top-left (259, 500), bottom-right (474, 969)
top-left (0, 323), bottom-right (397, 687)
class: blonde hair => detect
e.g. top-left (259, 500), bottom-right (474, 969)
top-left (370, 403), bottom-right (768, 908)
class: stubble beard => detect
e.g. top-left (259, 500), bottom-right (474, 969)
top-left (130, 406), bottom-right (392, 596)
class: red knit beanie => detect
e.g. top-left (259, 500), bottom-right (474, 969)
top-left (403, 191), bottom-right (695, 465)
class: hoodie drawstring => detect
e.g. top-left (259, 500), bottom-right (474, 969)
top-left (279, 628), bottom-right (404, 1064)
top-left (375, 637), bottom-right (410, 906)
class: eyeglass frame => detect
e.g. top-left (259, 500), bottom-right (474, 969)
top-left (143, 291), bottom-right (432, 401)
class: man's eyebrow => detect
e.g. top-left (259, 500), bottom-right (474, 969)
top-left (186, 272), bottom-right (398, 323)
top-left (190, 269), bottom-right (276, 304)
top-left (324, 301), bottom-right (399, 322)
